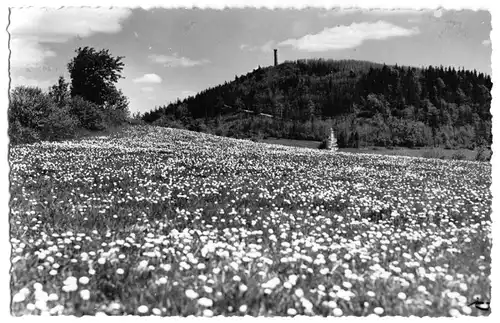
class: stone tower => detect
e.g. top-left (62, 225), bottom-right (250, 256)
top-left (274, 49), bottom-right (278, 67)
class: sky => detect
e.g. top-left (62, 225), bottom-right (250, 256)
top-left (8, 7), bottom-right (492, 114)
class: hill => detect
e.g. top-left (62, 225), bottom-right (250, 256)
top-left (140, 59), bottom-right (492, 149)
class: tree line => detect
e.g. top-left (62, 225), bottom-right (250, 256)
top-left (141, 59), bottom-right (492, 149)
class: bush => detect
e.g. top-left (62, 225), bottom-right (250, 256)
top-left (451, 150), bottom-right (467, 161)
top-left (421, 148), bottom-right (445, 160)
top-left (39, 106), bottom-right (79, 141)
top-left (9, 86), bottom-right (83, 144)
top-left (9, 86), bottom-right (52, 130)
top-left (69, 96), bottom-right (106, 131)
top-left (318, 140), bottom-right (328, 150)
top-left (8, 120), bottom-right (40, 144)
top-left (475, 147), bottom-right (491, 162)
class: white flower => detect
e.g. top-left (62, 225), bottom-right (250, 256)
top-left (152, 308), bottom-right (162, 315)
top-left (63, 276), bottom-right (77, 286)
top-left (185, 289), bottom-right (199, 299)
top-left (449, 308), bottom-right (461, 317)
top-left (116, 268), bottom-right (125, 275)
top-left (239, 305), bottom-right (248, 312)
top-left (12, 292), bottom-right (26, 303)
top-left (462, 306), bottom-right (472, 315)
top-left (62, 284), bottom-right (78, 293)
top-left (79, 276), bottom-right (90, 285)
top-left (80, 290), bottom-right (90, 300)
top-left (33, 283), bottom-right (43, 291)
top-left (333, 308), bottom-right (343, 316)
top-left (35, 300), bottom-right (47, 311)
top-left (397, 292), bottom-right (407, 300)
top-left (342, 281), bottom-right (352, 289)
top-left (374, 307), bottom-right (384, 315)
top-left (294, 288), bottom-right (304, 298)
top-left (48, 293), bottom-right (58, 301)
top-left (262, 277), bottom-right (280, 289)
top-left (137, 305), bottom-right (149, 314)
top-left (203, 309), bottom-right (214, 317)
top-left (287, 308), bottom-right (297, 315)
top-left (197, 297), bottom-right (213, 307)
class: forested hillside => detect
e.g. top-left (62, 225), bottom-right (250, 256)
top-left (141, 59), bottom-right (492, 149)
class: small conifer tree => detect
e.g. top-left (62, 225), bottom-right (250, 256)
top-left (326, 127), bottom-right (338, 151)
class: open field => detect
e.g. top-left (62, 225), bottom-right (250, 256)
top-left (10, 126), bottom-right (491, 317)
top-left (258, 138), bottom-right (488, 161)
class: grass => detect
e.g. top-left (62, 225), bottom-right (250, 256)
top-left (258, 138), bottom-right (488, 162)
top-left (10, 125), bottom-right (491, 317)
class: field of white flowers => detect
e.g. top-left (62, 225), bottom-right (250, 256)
top-left (9, 125), bottom-right (491, 317)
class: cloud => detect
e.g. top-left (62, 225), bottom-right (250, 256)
top-left (9, 38), bottom-right (57, 68)
top-left (320, 8), bottom-right (428, 18)
top-left (149, 54), bottom-right (210, 67)
top-left (9, 8), bottom-right (132, 68)
top-left (10, 75), bottom-right (55, 90)
top-left (278, 21), bottom-right (420, 52)
top-left (482, 39), bottom-right (491, 46)
top-left (240, 40), bottom-right (276, 53)
top-left (133, 74), bottom-right (163, 84)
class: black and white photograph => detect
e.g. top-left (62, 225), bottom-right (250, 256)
top-left (5, 1), bottom-right (496, 318)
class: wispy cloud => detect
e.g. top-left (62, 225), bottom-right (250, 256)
top-left (11, 75), bottom-right (55, 90)
top-left (279, 21), bottom-right (420, 52)
top-left (9, 8), bottom-right (132, 68)
top-left (240, 40), bottom-right (276, 53)
top-left (319, 8), bottom-right (428, 18)
top-left (149, 53), bottom-right (210, 67)
top-left (133, 74), bottom-right (163, 84)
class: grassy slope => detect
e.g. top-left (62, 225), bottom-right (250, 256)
top-left (258, 138), bottom-right (484, 161)
top-left (10, 126), bottom-right (491, 317)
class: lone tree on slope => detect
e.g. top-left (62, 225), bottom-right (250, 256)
top-left (67, 46), bottom-right (127, 109)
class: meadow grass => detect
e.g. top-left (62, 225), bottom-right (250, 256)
top-left (9, 125), bottom-right (491, 317)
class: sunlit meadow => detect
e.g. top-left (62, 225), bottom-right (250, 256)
top-left (9, 126), bottom-right (491, 317)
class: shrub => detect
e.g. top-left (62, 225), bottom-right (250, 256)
top-left (9, 86), bottom-right (82, 144)
top-left (69, 96), bottom-right (106, 131)
top-left (39, 106), bottom-right (79, 141)
top-left (318, 140), bottom-right (328, 150)
top-left (475, 147), bottom-right (491, 162)
top-left (9, 86), bottom-right (54, 144)
top-left (451, 150), bottom-right (467, 161)
top-left (8, 120), bottom-right (40, 145)
top-left (9, 86), bottom-right (52, 130)
top-left (421, 148), bottom-right (445, 160)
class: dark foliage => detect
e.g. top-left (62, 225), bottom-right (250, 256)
top-left (8, 86), bottom-right (79, 144)
top-left (68, 46), bottom-right (125, 106)
top-left (141, 59), bottom-right (492, 149)
top-left (9, 46), bottom-right (131, 145)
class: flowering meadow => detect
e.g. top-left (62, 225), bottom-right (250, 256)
top-left (9, 125), bottom-right (491, 317)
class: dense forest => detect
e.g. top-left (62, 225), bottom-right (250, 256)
top-left (140, 59), bottom-right (492, 149)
